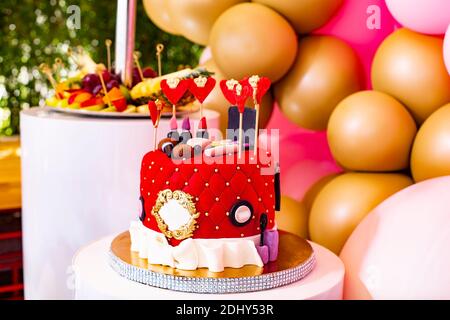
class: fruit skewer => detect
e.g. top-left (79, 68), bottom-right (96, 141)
top-left (105, 39), bottom-right (112, 72)
top-left (156, 44), bottom-right (164, 77)
top-left (133, 51), bottom-right (144, 82)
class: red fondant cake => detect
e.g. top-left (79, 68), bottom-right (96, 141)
top-left (129, 74), bottom-right (281, 273)
top-left (140, 150), bottom-right (276, 245)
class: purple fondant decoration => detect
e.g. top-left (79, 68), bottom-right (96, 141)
top-left (256, 245), bottom-right (269, 264)
top-left (263, 230), bottom-right (279, 262)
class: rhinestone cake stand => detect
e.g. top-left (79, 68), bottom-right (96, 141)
top-left (108, 231), bottom-right (315, 294)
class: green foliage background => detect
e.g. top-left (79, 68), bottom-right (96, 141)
top-left (0, 0), bottom-right (203, 136)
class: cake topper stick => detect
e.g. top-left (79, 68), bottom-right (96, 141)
top-left (97, 67), bottom-right (113, 109)
top-left (149, 99), bottom-right (163, 150)
top-left (248, 75), bottom-right (271, 156)
top-left (156, 43), bottom-right (164, 77)
top-left (133, 51), bottom-right (144, 82)
top-left (235, 83), bottom-right (245, 159)
top-left (249, 75), bottom-right (260, 156)
top-left (105, 39), bottom-right (112, 72)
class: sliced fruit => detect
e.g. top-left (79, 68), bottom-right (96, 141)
top-left (80, 97), bottom-right (105, 108)
top-left (136, 105), bottom-right (149, 114)
top-left (119, 85), bottom-right (131, 101)
top-left (111, 97), bottom-right (127, 112)
top-left (123, 105), bottom-right (136, 113)
top-left (82, 104), bottom-right (105, 111)
top-left (68, 91), bottom-right (92, 104)
top-left (56, 99), bottom-right (69, 108)
top-left (100, 106), bottom-right (117, 112)
top-left (68, 102), bottom-right (80, 109)
top-left (45, 96), bottom-right (60, 107)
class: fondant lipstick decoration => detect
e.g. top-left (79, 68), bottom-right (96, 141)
top-left (196, 116), bottom-right (208, 139)
top-left (179, 117), bottom-right (192, 144)
top-left (167, 116), bottom-right (179, 141)
top-left (160, 77), bottom-right (189, 118)
top-left (246, 75), bottom-right (271, 156)
top-left (189, 76), bottom-right (216, 118)
top-left (148, 99), bottom-right (163, 150)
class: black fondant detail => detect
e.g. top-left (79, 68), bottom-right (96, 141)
top-left (139, 196), bottom-right (146, 222)
top-left (167, 131), bottom-right (179, 141)
top-left (196, 130), bottom-right (209, 139)
top-left (229, 200), bottom-right (253, 227)
top-left (179, 131), bottom-right (192, 144)
top-left (259, 213), bottom-right (268, 246)
top-left (274, 168), bottom-right (281, 211)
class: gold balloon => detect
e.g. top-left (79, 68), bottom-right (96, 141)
top-left (253, 0), bottom-right (343, 34)
top-left (275, 36), bottom-right (363, 131)
top-left (411, 103), bottom-right (450, 182)
top-left (209, 3), bottom-right (297, 82)
top-left (276, 196), bottom-right (309, 239)
top-left (372, 28), bottom-right (450, 124)
top-left (328, 91), bottom-right (417, 172)
top-left (303, 174), bottom-right (339, 213)
top-left (143, 0), bottom-right (179, 35)
top-left (200, 58), bottom-right (274, 136)
top-left (309, 173), bottom-right (413, 254)
top-left (168, 0), bottom-right (246, 45)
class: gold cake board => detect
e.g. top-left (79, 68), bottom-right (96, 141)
top-left (108, 231), bottom-right (315, 294)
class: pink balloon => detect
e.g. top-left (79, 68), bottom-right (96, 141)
top-left (314, 0), bottom-right (399, 88)
top-left (444, 25), bottom-right (450, 75)
top-left (386, 0), bottom-right (450, 35)
top-left (340, 176), bottom-right (450, 299)
top-left (261, 104), bottom-right (342, 201)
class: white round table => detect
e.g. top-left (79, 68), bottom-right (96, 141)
top-left (20, 108), bottom-right (220, 299)
top-left (73, 235), bottom-right (344, 300)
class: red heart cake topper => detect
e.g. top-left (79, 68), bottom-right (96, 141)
top-left (148, 100), bottom-right (162, 127)
top-left (234, 83), bottom-right (251, 114)
top-left (243, 76), bottom-right (271, 104)
top-left (220, 79), bottom-right (239, 105)
top-left (188, 76), bottom-right (216, 103)
top-left (160, 78), bottom-right (189, 105)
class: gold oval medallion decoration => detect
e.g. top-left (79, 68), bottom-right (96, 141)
top-left (151, 189), bottom-right (200, 240)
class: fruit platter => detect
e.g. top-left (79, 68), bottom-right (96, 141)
top-left (41, 44), bottom-right (213, 118)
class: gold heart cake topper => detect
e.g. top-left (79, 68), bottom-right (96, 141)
top-left (235, 83), bottom-right (243, 96)
top-left (248, 75), bottom-right (260, 89)
top-left (193, 76), bottom-right (207, 88)
top-left (226, 79), bottom-right (239, 91)
top-left (167, 77), bottom-right (180, 89)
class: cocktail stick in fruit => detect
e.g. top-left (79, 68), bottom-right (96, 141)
top-left (156, 43), bottom-right (164, 77)
top-left (105, 39), bottom-right (112, 72)
top-left (53, 58), bottom-right (64, 83)
top-left (97, 67), bottom-right (113, 109)
top-left (133, 51), bottom-right (144, 82)
top-left (39, 63), bottom-right (58, 93)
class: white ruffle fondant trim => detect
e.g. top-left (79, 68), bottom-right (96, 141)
top-left (129, 221), bottom-right (264, 272)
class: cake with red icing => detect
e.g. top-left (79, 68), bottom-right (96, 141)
top-left (129, 75), bottom-right (280, 272)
